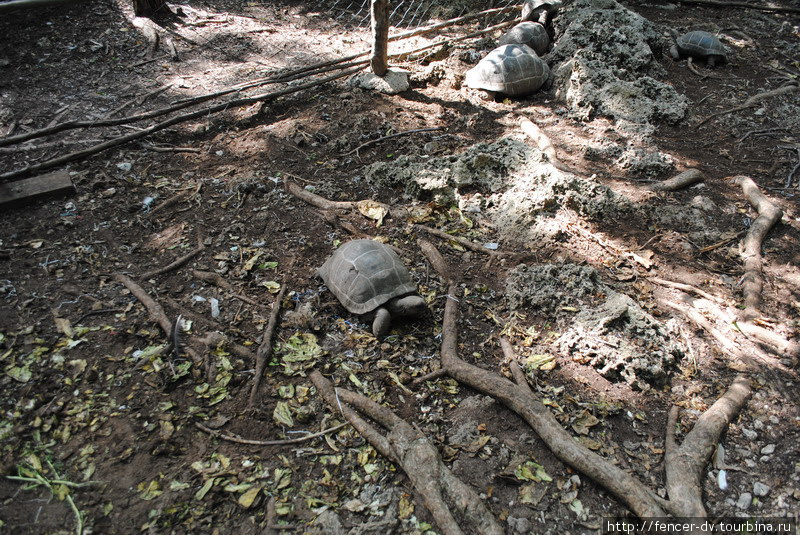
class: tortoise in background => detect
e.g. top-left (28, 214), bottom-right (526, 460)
top-left (670, 30), bottom-right (728, 67)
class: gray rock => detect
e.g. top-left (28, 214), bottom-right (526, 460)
top-left (753, 482), bottom-right (770, 497)
top-left (736, 492), bottom-right (752, 510)
top-left (508, 516), bottom-right (533, 533)
top-left (349, 70), bottom-right (410, 94)
top-left (549, 0), bottom-right (687, 127)
top-left (307, 509), bottom-right (345, 535)
top-left (741, 428), bottom-right (758, 441)
top-left (761, 444), bottom-right (776, 455)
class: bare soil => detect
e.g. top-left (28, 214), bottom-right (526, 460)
top-left (0, 1), bottom-right (798, 534)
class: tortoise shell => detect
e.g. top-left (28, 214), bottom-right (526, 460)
top-left (318, 239), bottom-right (418, 315)
top-left (498, 22), bottom-right (550, 57)
top-left (464, 44), bottom-right (550, 97)
top-left (673, 31), bottom-right (727, 63)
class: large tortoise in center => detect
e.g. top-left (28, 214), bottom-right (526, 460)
top-left (318, 239), bottom-right (426, 336)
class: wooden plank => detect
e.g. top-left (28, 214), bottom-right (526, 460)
top-left (0, 170), bottom-right (75, 208)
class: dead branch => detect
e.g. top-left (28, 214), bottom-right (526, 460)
top-left (698, 84), bottom-right (799, 126)
top-left (664, 375), bottom-right (751, 517)
top-left (248, 284), bottom-right (287, 408)
top-left (0, 66), bottom-right (364, 181)
top-left (415, 224), bottom-right (500, 256)
top-left (648, 168), bottom-right (704, 192)
top-left (140, 235), bottom-right (205, 280)
top-left (674, 0), bottom-right (800, 13)
top-left (112, 272), bottom-right (172, 336)
top-left (342, 127), bottom-right (442, 156)
top-left (730, 175), bottom-right (783, 321)
top-left (194, 421), bottom-right (348, 446)
top-left (284, 180), bottom-right (357, 210)
top-left (310, 370), bottom-right (504, 535)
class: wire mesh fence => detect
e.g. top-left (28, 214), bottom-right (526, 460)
top-left (319, 0), bottom-right (519, 28)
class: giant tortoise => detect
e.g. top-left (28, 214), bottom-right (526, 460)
top-left (318, 239), bottom-right (425, 337)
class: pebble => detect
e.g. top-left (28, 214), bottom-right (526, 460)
top-left (736, 492), bottom-right (752, 510)
top-left (760, 444), bottom-right (776, 455)
top-left (753, 482), bottom-right (770, 497)
top-left (741, 428), bottom-right (757, 440)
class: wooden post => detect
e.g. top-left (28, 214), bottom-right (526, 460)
top-left (370, 0), bottom-right (389, 76)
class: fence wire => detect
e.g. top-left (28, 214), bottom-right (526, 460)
top-left (318, 0), bottom-right (518, 28)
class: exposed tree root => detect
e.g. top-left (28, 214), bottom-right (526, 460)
top-left (648, 168), bottom-right (704, 192)
top-left (112, 272), bottom-right (172, 336)
top-left (310, 370), bottom-right (504, 535)
top-left (284, 180), bottom-right (359, 211)
top-left (517, 116), bottom-right (573, 173)
top-left (424, 243), bottom-right (752, 519)
top-left (731, 175), bottom-right (783, 321)
top-left (664, 375), bottom-right (752, 517)
top-left (248, 284), bottom-right (287, 408)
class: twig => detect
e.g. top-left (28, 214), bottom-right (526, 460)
top-left (148, 182), bottom-right (201, 217)
top-left (647, 168), bottom-right (704, 192)
top-left (194, 421), bottom-right (348, 446)
top-left (415, 224), bottom-right (499, 256)
top-left (648, 277), bottom-right (725, 305)
top-left (698, 84), bottom-right (799, 126)
top-left (140, 234), bottom-right (205, 280)
top-left (248, 284), bottom-right (287, 408)
top-left (342, 127), bottom-right (442, 156)
top-left (674, 0), bottom-right (800, 13)
top-left (192, 269), bottom-right (261, 307)
top-left (284, 180), bottom-right (357, 210)
top-left (730, 175), bottom-right (783, 321)
top-left (0, 66), bottom-right (364, 181)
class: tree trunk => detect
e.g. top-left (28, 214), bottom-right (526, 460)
top-left (370, 0), bottom-right (389, 76)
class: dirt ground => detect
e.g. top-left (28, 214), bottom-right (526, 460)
top-left (1, 0), bottom-right (799, 534)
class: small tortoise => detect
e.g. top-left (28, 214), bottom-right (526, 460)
top-left (464, 44), bottom-right (550, 97)
top-left (498, 21), bottom-right (550, 57)
top-left (521, 0), bottom-right (562, 25)
top-left (318, 239), bottom-right (425, 337)
top-left (670, 30), bottom-right (727, 67)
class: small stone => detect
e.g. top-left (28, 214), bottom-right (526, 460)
top-left (753, 482), bottom-right (770, 497)
top-left (736, 492), bottom-right (752, 510)
top-left (508, 516), bottom-right (533, 534)
top-left (761, 444), bottom-right (776, 455)
top-left (741, 428), bottom-right (757, 440)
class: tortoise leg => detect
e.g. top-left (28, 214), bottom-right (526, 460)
top-left (707, 56), bottom-right (717, 68)
top-left (372, 307), bottom-right (392, 337)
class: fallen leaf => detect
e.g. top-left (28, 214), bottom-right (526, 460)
top-left (357, 200), bottom-right (390, 226)
top-left (238, 486), bottom-right (261, 508)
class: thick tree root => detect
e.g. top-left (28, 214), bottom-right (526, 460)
top-left (425, 243), bottom-right (752, 519)
top-left (310, 370), bottom-right (504, 535)
top-left (648, 168), bottom-right (704, 192)
top-left (731, 175), bottom-right (783, 321)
